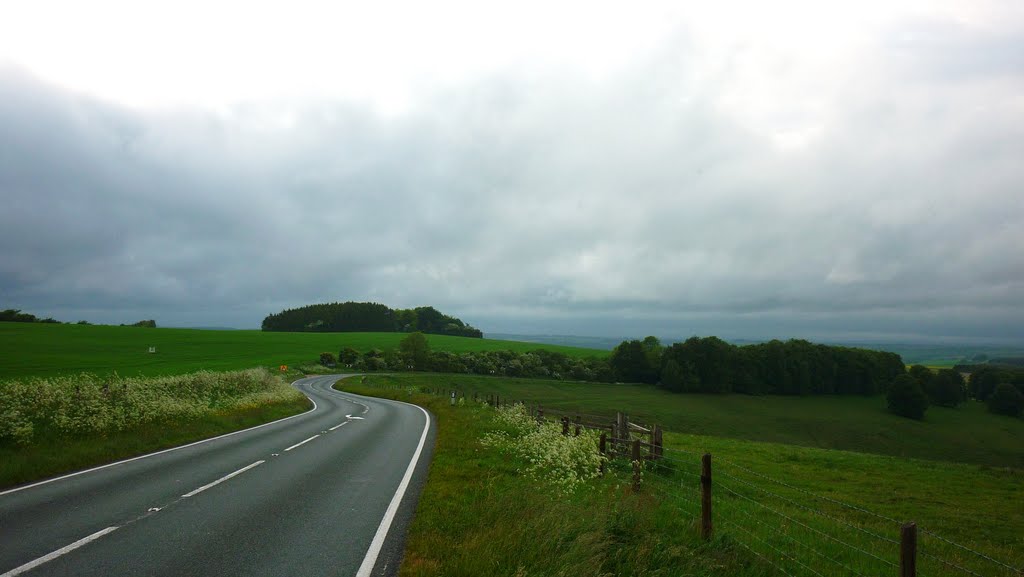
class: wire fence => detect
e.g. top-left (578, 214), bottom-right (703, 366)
top-left (351, 378), bottom-right (1023, 577)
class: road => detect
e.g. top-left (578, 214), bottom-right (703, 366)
top-left (0, 375), bottom-right (435, 577)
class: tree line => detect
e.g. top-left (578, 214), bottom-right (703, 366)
top-left (0, 309), bottom-right (155, 327)
top-left (262, 302), bottom-right (483, 338)
top-left (610, 336), bottom-right (906, 396)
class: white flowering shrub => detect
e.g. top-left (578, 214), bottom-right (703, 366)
top-left (0, 368), bottom-right (304, 445)
top-left (481, 403), bottom-right (605, 493)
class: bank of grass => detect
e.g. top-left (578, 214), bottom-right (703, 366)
top-left (342, 375), bottom-right (1024, 576)
top-left (0, 368), bottom-right (312, 489)
top-left (0, 322), bottom-right (605, 379)
top-left (336, 378), bottom-right (753, 577)
top-left (363, 373), bottom-right (1024, 469)
top-left (0, 396), bottom-right (310, 489)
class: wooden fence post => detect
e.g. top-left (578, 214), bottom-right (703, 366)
top-left (599, 433), bottom-right (607, 476)
top-left (901, 522), bottom-right (917, 577)
top-left (537, 406), bottom-right (544, 423)
top-left (701, 453), bottom-right (713, 540)
top-left (631, 439), bottom-right (642, 492)
top-left (653, 425), bottom-right (663, 459)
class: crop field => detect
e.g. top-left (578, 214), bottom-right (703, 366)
top-left (358, 373), bottom-right (1024, 469)
top-left (0, 322), bottom-right (606, 379)
top-left (340, 376), bottom-right (1024, 577)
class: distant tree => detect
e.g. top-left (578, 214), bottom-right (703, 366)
top-left (887, 374), bottom-right (928, 420)
top-left (610, 340), bottom-right (657, 384)
top-left (339, 347), bottom-right (360, 366)
top-left (132, 320), bottom-right (157, 328)
top-left (77, 320), bottom-right (91, 325)
top-left (319, 352), bottom-right (336, 367)
top-left (927, 369), bottom-right (965, 407)
top-left (399, 332), bottom-right (431, 371)
top-left (659, 359), bottom-right (683, 392)
top-left (968, 368), bottom-right (1003, 400)
top-left (987, 383), bottom-right (1024, 417)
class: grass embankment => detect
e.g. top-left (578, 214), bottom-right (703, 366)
top-left (0, 368), bottom-right (310, 488)
top-left (336, 378), bottom-right (750, 577)
top-left (345, 373), bottom-right (1024, 469)
top-left (340, 376), bottom-right (1023, 577)
top-left (0, 322), bottom-right (605, 379)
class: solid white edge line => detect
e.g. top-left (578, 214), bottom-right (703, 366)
top-left (284, 434), bottom-right (320, 452)
top-left (0, 526), bottom-right (119, 577)
top-left (181, 460), bottom-right (265, 498)
top-left (329, 422), bottom-right (349, 431)
top-left (355, 399), bottom-right (431, 577)
top-left (0, 378), bottom-right (324, 498)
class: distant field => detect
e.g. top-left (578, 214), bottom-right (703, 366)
top-left (364, 373), bottom-right (1024, 469)
top-left (0, 322), bottom-right (606, 379)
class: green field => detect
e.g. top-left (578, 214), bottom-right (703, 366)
top-left (358, 373), bottom-right (1024, 469)
top-left (0, 322), bottom-right (606, 379)
top-left (339, 377), bottom-right (1024, 577)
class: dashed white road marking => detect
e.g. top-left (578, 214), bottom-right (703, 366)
top-left (284, 434), bottom-right (320, 452)
top-left (345, 415), bottom-right (364, 420)
top-left (329, 422), bottom-right (349, 431)
top-left (182, 461), bottom-right (264, 498)
top-left (0, 526), bottom-right (119, 577)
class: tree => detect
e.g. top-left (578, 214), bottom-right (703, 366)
top-left (399, 332), bottom-right (431, 371)
top-left (987, 383), bottom-right (1024, 417)
top-left (339, 347), bottom-right (360, 366)
top-left (887, 374), bottom-right (928, 420)
top-left (659, 359), bottom-right (683, 392)
top-left (928, 369), bottom-right (965, 407)
top-left (610, 340), bottom-right (656, 383)
top-left (319, 352), bottom-right (336, 367)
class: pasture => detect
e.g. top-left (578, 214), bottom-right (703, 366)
top-left (0, 322), bottom-right (605, 379)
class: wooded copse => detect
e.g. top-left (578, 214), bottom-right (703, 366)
top-left (321, 333), bottom-right (952, 400)
top-left (611, 336), bottom-right (906, 395)
top-left (261, 302), bottom-right (483, 337)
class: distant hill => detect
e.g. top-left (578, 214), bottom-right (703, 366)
top-left (261, 302), bottom-right (482, 338)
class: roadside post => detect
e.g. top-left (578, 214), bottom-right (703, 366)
top-left (450, 390), bottom-right (456, 406)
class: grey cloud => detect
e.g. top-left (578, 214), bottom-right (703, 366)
top-left (1, 16), bottom-right (1022, 345)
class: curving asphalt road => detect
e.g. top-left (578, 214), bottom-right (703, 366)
top-left (0, 375), bottom-right (435, 577)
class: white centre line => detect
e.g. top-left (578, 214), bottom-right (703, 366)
top-left (284, 434), bottom-right (320, 452)
top-left (0, 526), bottom-right (119, 577)
top-left (181, 460), bottom-right (264, 498)
top-left (329, 422), bottom-right (349, 431)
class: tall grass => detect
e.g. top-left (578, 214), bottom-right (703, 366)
top-left (0, 368), bottom-right (310, 488)
top-left (0, 368), bottom-right (302, 445)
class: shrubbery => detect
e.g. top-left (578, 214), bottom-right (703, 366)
top-left (481, 403), bottom-right (605, 494)
top-left (0, 368), bottom-right (304, 445)
top-left (987, 383), bottom-right (1024, 417)
top-left (887, 374), bottom-right (929, 420)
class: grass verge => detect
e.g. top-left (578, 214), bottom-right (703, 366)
top-left (340, 375), bottom-right (1023, 577)
top-left (0, 393), bottom-right (310, 490)
top-left (337, 378), bottom-right (765, 577)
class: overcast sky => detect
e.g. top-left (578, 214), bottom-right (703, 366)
top-left (1, 1), bottom-right (1022, 343)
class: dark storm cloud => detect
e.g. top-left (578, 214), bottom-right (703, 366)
top-left (1, 18), bottom-right (1022, 345)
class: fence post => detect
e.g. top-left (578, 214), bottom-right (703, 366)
top-left (901, 522), bottom-right (917, 577)
top-left (631, 439), bottom-right (642, 491)
top-left (561, 416), bottom-right (570, 436)
top-left (653, 425), bottom-right (663, 459)
top-left (599, 433), bottom-right (607, 476)
top-left (537, 406), bottom-right (544, 423)
top-left (701, 453), bottom-right (713, 540)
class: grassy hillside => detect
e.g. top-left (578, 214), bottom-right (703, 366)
top-left (339, 377), bottom-right (1023, 577)
top-left (0, 322), bottom-right (605, 379)
top-left (360, 373), bottom-right (1024, 469)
